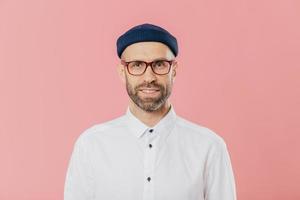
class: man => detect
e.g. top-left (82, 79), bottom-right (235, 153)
top-left (64, 23), bottom-right (237, 200)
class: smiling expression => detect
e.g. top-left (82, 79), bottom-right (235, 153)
top-left (118, 42), bottom-right (178, 112)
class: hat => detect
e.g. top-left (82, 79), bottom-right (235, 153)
top-left (116, 23), bottom-right (178, 58)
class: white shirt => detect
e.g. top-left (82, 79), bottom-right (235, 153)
top-left (64, 105), bottom-right (237, 200)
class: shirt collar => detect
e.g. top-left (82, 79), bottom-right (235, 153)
top-left (125, 104), bottom-right (177, 139)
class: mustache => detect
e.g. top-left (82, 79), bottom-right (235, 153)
top-left (136, 83), bottom-right (163, 90)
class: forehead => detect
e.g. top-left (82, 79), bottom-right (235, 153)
top-left (121, 41), bottom-right (174, 61)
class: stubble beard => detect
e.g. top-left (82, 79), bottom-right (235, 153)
top-left (125, 76), bottom-right (172, 112)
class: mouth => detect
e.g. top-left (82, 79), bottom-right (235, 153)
top-left (139, 88), bottom-right (160, 96)
top-left (139, 88), bottom-right (160, 95)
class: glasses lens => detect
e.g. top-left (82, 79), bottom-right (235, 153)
top-left (152, 60), bottom-right (171, 74)
top-left (128, 61), bottom-right (146, 75)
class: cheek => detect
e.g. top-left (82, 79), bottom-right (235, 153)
top-left (126, 78), bottom-right (140, 90)
top-left (162, 77), bottom-right (172, 86)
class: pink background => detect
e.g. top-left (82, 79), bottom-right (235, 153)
top-left (1, 0), bottom-right (299, 199)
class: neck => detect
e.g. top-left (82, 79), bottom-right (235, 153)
top-left (129, 100), bottom-right (171, 127)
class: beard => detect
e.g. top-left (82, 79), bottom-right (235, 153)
top-left (125, 76), bottom-right (172, 112)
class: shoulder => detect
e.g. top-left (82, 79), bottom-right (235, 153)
top-left (74, 115), bottom-right (126, 145)
top-left (175, 115), bottom-right (227, 148)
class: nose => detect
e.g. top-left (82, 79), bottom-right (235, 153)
top-left (143, 64), bottom-right (157, 82)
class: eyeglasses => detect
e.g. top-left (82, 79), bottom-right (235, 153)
top-left (121, 59), bottom-right (176, 76)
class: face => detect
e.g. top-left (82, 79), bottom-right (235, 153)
top-left (117, 42), bottom-right (178, 112)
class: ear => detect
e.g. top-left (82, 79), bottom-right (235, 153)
top-left (117, 63), bottom-right (126, 84)
top-left (171, 61), bottom-right (178, 79)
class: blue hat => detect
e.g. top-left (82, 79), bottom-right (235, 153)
top-left (116, 23), bottom-right (178, 58)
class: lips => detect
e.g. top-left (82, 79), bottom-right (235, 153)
top-left (139, 88), bottom-right (160, 94)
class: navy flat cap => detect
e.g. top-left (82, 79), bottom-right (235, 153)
top-left (116, 23), bottom-right (178, 58)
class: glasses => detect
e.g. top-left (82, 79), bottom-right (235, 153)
top-left (121, 59), bottom-right (176, 76)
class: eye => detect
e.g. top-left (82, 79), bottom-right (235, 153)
top-left (154, 60), bottom-right (167, 68)
top-left (130, 61), bottom-right (143, 68)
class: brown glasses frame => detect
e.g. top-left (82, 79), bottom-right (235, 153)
top-left (121, 59), bottom-right (176, 76)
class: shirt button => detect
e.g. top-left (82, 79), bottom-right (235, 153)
top-left (147, 177), bottom-right (151, 182)
top-left (149, 129), bottom-right (153, 133)
top-left (149, 144), bottom-right (152, 148)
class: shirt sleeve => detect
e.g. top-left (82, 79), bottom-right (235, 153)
top-left (203, 137), bottom-right (237, 200)
top-left (64, 135), bottom-right (95, 200)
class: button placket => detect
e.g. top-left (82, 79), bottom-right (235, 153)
top-left (143, 129), bottom-right (156, 200)
top-left (148, 128), bottom-right (156, 150)
top-left (144, 129), bottom-right (156, 174)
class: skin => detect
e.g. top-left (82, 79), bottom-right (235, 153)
top-left (117, 41), bottom-right (178, 127)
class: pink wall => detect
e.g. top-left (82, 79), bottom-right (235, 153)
top-left (1, 0), bottom-right (299, 199)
